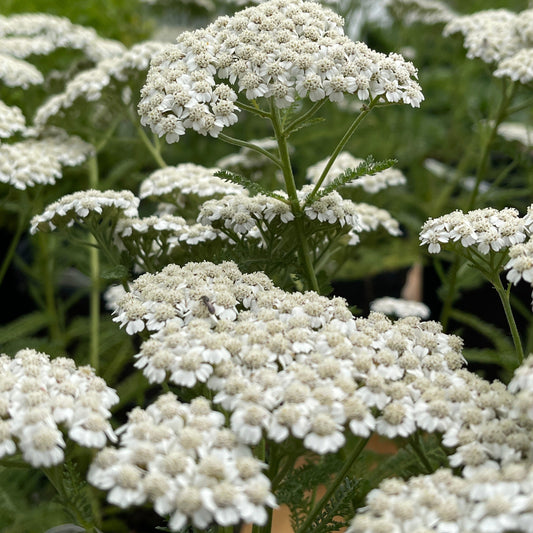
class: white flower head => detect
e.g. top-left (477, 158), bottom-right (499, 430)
top-left (0, 13), bottom-right (125, 61)
top-left (370, 296), bottom-right (430, 319)
top-left (88, 393), bottom-right (276, 530)
top-left (444, 9), bottom-right (523, 65)
top-left (494, 48), bottom-right (533, 84)
top-left (0, 52), bottom-right (43, 88)
top-left (139, 0), bottom-right (423, 143)
top-left (0, 100), bottom-right (26, 138)
top-left (30, 189), bottom-right (139, 234)
top-left (139, 163), bottom-right (246, 202)
top-left (347, 462), bottom-right (533, 533)
top-left (0, 129), bottom-right (93, 190)
top-left (420, 207), bottom-right (529, 255)
top-left (34, 41), bottom-right (167, 127)
top-left (387, 0), bottom-right (456, 26)
top-left (497, 122), bottom-right (533, 147)
top-left (0, 349), bottom-right (118, 467)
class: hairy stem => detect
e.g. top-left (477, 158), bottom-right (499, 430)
top-left (269, 102), bottom-right (320, 292)
top-left (38, 232), bottom-right (62, 344)
top-left (235, 99), bottom-right (271, 118)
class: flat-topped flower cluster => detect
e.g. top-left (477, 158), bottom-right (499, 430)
top-left (370, 296), bottom-right (430, 319)
top-left (391, 2), bottom-right (533, 83)
top-left (0, 349), bottom-right (118, 467)
top-left (348, 352), bottom-right (533, 532)
top-left (419, 206), bottom-right (533, 255)
top-left (0, 13), bottom-right (125, 62)
top-left (0, 13), bottom-right (124, 90)
top-left (387, 0), bottom-right (456, 26)
top-left (0, 129), bottom-right (94, 190)
top-left (89, 393), bottom-right (276, 530)
top-left (138, 0), bottom-right (423, 143)
top-left (30, 189), bottom-right (139, 234)
top-left (109, 261), bottom-right (533, 465)
top-left (443, 6), bottom-right (533, 83)
top-left (444, 8), bottom-right (533, 66)
top-left (348, 461), bottom-right (533, 533)
top-left (29, 159), bottom-right (401, 272)
top-left (34, 41), bottom-right (168, 127)
top-left (139, 163), bottom-right (246, 202)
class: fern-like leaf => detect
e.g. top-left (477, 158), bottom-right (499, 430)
top-left (286, 116), bottom-right (326, 135)
top-left (0, 311), bottom-right (49, 347)
top-left (307, 156), bottom-right (397, 203)
top-left (276, 454), bottom-right (344, 531)
top-left (215, 170), bottom-right (287, 202)
top-left (311, 476), bottom-right (368, 533)
top-left (367, 434), bottom-right (448, 488)
top-left (61, 461), bottom-right (94, 526)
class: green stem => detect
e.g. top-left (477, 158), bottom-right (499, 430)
top-left (218, 132), bottom-right (282, 168)
top-left (305, 97), bottom-right (378, 205)
top-left (294, 436), bottom-right (370, 533)
top-left (441, 81), bottom-right (516, 328)
top-left (131, 110), bottom-right (167, 168)
top-left (0, 205), bottom-right (27, 286)
top-left (465, 79), bottom-right (516, 211)
top-left (39, 232), bottom-right (62, 343)
top-left (284, 100), bottom-right (326, 136)
top-left (94, 119), bottom-right (120, 153)
top-left (235, 99), bottom-right (271, 118)
top-left (313, 229), bottom-right (347, 273)
top-left (43, 466), bottom-right (96, 530)
top-left (492, 275), bottom-right (524, 366)
top-left (269, 101), bottom-right (320, 292)
top-left (88, 155), bottom-right (100, 373)
top-left (270, 452), bottom-right (297, 491)
top-left (439, 257), bottom-right (460, 330)
top-left (409, 432), bottom-right (433, 474)
top-left (506, 94), bottom-right (533, 116)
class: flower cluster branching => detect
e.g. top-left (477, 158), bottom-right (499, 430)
top-left (1, 0), bottom-right (533, 532)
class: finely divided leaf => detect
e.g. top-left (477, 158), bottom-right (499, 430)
top-left (309, 156), bottom-right (397, 203)
top-left (215, 169), bottom-right (287, 202)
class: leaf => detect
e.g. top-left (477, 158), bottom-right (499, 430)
top-left (311, 476), bottom-right (368, 533)
top-left (462, 348), bottom-right (517, 369)
top-left (101, 264), bottom-right (129, 280)
top-left (366, 434), bottom-right (448, 487)
top-left (286, 116), bottom-right (326, 135)
top-left (44, 525), bottom-right (86, 533)
top-left (215, 169), bottom-right (287, 201)
top-left (276, 453), bottom-right (345, 531)
top-left (308, 156), bottom-right (397, 203)
top-left (61, 461), bottom-right (94, 526)
top-left (0, 311), bottom-right (49, 347)
top-left (449, 308), bottom-right (515, 364)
